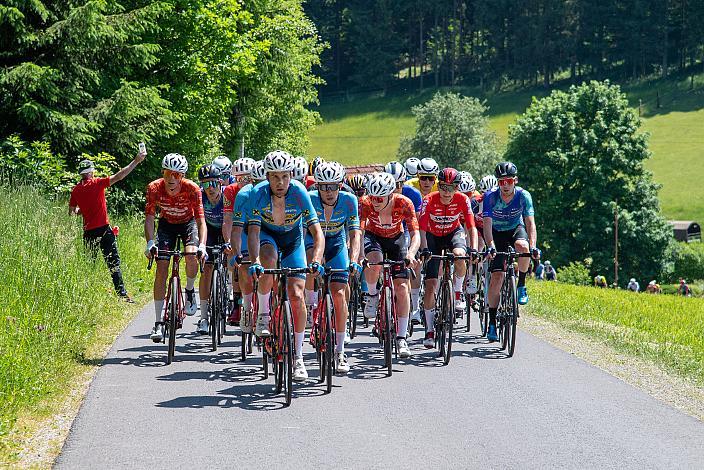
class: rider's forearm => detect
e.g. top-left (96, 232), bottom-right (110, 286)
top-left (408, 230), bottom-right (420, 257)
top-left (483, 218), bottom-right (494, 247)
top-left (526, 216), bottom-right (537, 248)
top-left (247, 225), bottom-right (261, 264)
top-left (468, 226), bottom-right (478, 251)
top-left (349, 230), bottom-right (361, 262)
top-left (109, 157), bottom-right (140, 186)
top-left (358, 230), bottom-right (366, 262)
top-left (310, 224), bottom-right (325, 264)
top-left (231, 225), bottom-right (242, 254)
top-left (145, 214), bottom-right (155, 241)
top-left (420, 230), bottom-right (428, 250)
top-left (197, 218), bottom-right (207, 246)
top-left (222, 213), bottom-right (233, 243)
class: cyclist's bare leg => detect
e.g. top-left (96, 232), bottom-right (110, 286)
top-left (256, 244), bottom-right (277, 315)
top-left (488, 271), bottom-right (505, 308)
top-left (287, 277), bottom-right (307, 359)
top-left (422, 277), bottom-right (438, 330)
top-left (363, 250), bottom-right (382, 288)
top-left (184, 245), bottom-right (199, 281)
top-left (153, 260), bottom-right (170, 321)
top-left (304, 247), bottom-right (317, 309)
top-left (515, 239), bottom-right (530, 272)
top-left (198, 263), bottom-right (214, 319)
top-left (393, 277), bottom-right (410, 338)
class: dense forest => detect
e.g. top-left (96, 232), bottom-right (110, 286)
top-left (305, 0), bottom-right (704, 93)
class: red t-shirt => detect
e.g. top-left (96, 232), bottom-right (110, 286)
top-left (69, 177), bottom-right (111, 230)
top-left (223, 182), bottom-right (245, 213)
top-left (145, 178), bottom-right (204, 224)
top-left (359, 193), bottom-right (418, 238)
top-left (419, 191), bottom-right (474, 236)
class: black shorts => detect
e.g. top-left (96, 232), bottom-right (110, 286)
top-left (490, 225), bottom-right (528, 272)
top-left (425, 228), bottom-right (467, 279)
top-left (156, 219), bottom-right (199, 260)
top-left (205, 223), bottom-right (225, 264)
top-left (364, 231), bottom-right (408, 279)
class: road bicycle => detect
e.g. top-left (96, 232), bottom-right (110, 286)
top-left (466, 258), bottom-right (489, 336)
top-left (492, 248), bottom-right (532, 357)
top-left (206, 244), bottom-right (229, 351)
top-left (347, 269), bottom-right (361, 339)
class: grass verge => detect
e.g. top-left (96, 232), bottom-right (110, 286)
top-left (524, 281), bottom-right (704, 385)
top-left (0, 186), bottom-right (152, 466)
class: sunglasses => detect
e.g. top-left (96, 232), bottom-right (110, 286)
top-left (163, 170), bottom-right (184, 180)
top-left (370, 196), bottom-right (386, 204)
top-left (419, 175), bottom-right (436, 182)
top-left (439, 183), bottom-right (456, 192)
top-left (200, 180), bottom-right (220, 189)
top-left (498, 178), bottom-right (516, 186)
top-left (318, 183), bottom-right (340, 192)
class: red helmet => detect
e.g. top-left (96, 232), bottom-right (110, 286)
top-left (438, 167), bottom-right (461, 185)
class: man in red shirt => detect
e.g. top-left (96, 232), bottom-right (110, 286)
top-left (69, 152), bottom-right (145, 301)
top-left (418, 167), bottom-right (478, 349)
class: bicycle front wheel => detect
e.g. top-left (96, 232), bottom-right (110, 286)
top-left (210, 269), bottom-right (219, 351)
top-left (443, 280), bottom-right (454, 365)
top-left (324, 293), bottom-right (334, 393)
top-left (167, 278), bottom-right (178, 365)
top-left (507, 275), bottom-right (518, 357)
top-left (382, 286), bottom-right (393, 377)
top-left (282, 301), bottom-right (294, 406)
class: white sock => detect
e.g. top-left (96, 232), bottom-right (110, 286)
top-left (397, 316), bottom-right (409, 339)
top-left (243, 292), bottom-right (253, 311)
top-left (367, 283), bottom-right (378, 296)
top-left (200, 299), bottom-right (209, 320)
top-left (411, 288), bottom-right (420, 311)
top-left (294, 332), bottom-right (304, 359)
top-left (257, 292), bottom-right (270, 316)
top-left (336, 332), bottom-right (345, 353)
top-left (425, 308), bottom-right (434, 331)
top-left (154, 299), bottom-right (164, 322)
top-left (186, 276), bottom-right (196, 291)
top-left (453, 275), bottom-right (465, 292)
top-left (304, 289), bottom-right (317, 306)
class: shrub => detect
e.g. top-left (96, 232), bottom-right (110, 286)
top-left (670, 242), bottom-right (704, 283)
top-left (557, 259), bottom-right (592, 286)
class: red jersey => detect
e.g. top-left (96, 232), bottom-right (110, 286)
top-left (145, 178), bottom-right (204, 224)
top-left (69, 177), bottom-right (111, 230)
top-left (305, 175), bottom-right (316, 189)
top-left (223, 182), bottom-right (245, 213)
top-left (419, 192), bottom-right (474, 236)
top-left (359, 193), bottom-right (418, 238)
top-left (470, 193), bottom-right (485, 229)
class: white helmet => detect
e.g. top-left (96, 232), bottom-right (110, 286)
top-left (250, 160), bottom-right (266, 182)
top-left (629, 278), bottom-right (636, 283)
top-left (545, 261), bottom-right (551, 266)
top-left (314, 161), bottom-right (346, 184)
top-left (232, 157), bottom-right (255, 176)
top-left (291, 157), bottom-right (308, 181)
top-left (366, 172), bottom-right (396, 197)
top-left (458, 171), bottom-right (476, 193)
top-left (417, 157), bottom-right (439, 175)
top-left (479, 175), bottom-right (498, 193)
top-left (404, 157), bottom-right (421, 177)
top-left (162, 153), bottom-right (188, 174)
top-left (212, 155), bottom-right (232, 175)
top-left (264, 150), bottom-right (293, 173)
top-left (384, 161), bottom-right (407, 183)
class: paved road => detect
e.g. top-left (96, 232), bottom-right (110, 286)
top-left (57, 301), bottom-right (704, 469)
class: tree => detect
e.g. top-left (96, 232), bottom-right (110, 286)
top-left (504, 81), bottom-right (673, 283)
top-left (398, 91), bottom-right (497, 177)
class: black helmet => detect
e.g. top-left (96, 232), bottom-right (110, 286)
top-left (198, 164), bottom-right (222, 181)
top-left (494, 161), bottom-right (518, 178)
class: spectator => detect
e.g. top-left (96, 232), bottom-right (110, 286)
top-left (627, 278), bottom-right (640, 292)
top-left (594, 274), bottom-right (607, 288)
top-left (544, 261), bottom-right (557, 281)
top-left (678, 278), bottom-right (692, 297)
top-left (534, 260), bottom-right (545, 280)
top-left (69, 151), bottom-right (145, 301)
top-left (646, 280), bottom-right (661, 294)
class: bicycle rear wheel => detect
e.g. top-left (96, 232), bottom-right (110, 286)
top-left (282, 301), bottom-right (294, 406)
top-left (348, 275), bottom-right (358, 339)
top-left (324, 293), bottom-right (334, 393)
top-left (167, 278), bottom-right (178, 365)
top-left (499, 278), bottom-right (509, 351)
top-left (507, 275), bottom-right (518, 357)
top-left (210, 269), bottom-right (220, 351)
top-left (382, 286), bottom-right (393, 377)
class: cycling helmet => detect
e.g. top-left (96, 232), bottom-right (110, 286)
top-left (458, 171), bottom-right (476, 193)
top-left (232, 157), bottom-right (255, 176)
top-left (348, 174), bottom-right (366, 191)
top-left (417, 157), bottom-right (439, 175)
top-left (384, 161), bottom-right (407, 183)
top-left (479, 175), bottom-right (498, 193)
top-left (198, 164), bottom-right (222, 181)
top-left (162, 153), bottom-right (188, 173)
top-left (264, 150), bottom-right (294, 173)
top-left (314, 161), bottom-right (346, 184)
top-left (309, 156), bottom-right (325, 176)
top-left (212, 155), bottom-right (232, 175)
top-left (250, 160), bottom-right (266, 182)
top-left (545, 261), bottom-right (551, 266)
top-left (495, 161), bottom-right (518, 178)
top-left (404, 157), bottom-right (421, 177)
top-left (366, 172), bottom-right (396, 197)
top-left (438, 167), bottom-right (461, 185)
top-left (292, 156), bottom-right (308, 181)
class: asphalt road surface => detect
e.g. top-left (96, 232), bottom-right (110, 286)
top-left (56, 301), bottom-right (704, 469)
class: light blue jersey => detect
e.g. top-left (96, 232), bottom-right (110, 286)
top-left (482, 187), bottom-right (534, 232)
top-left (248, 180), bottom-right (319, 234)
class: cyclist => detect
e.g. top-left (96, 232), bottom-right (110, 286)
top-left (69, 150), bottom-right (145, 301)
top-left (196, 164), bottom-right (226, 334)
top-left (418, 168), bottom-right (477, 348)
top-left (247, 150), bottom-right (325, 382)
top-left (144, 153), bottom-right (207, 342)
top-left (292, 156), bottom-right (308, 183)
top-left (304, 162), bottom-right (361, 374)
top-left (404, 157), bottom-right (421, 181)
top-left (484, 162), bottom-right (539, 342)
top-left (406, 157), bottom-right (439, 197)
top-left (385, 161), bottom-right (423, 324)
top-left (212, 155), bottom-right (235, 185)
top-left (347, 174), bottom-right (367, 198)
top-left (360, 172), bottom-right (420, 358)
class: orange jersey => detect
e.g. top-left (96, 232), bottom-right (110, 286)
top-left (359, 193), bottom-right (418, 238)
top-left (145, 178), bottom-right (204, 224)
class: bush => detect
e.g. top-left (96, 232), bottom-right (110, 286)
top-left (670, 242), bottom-right (704, 283)
top-left (557, 260), bottom-right (592, 286)
top-left (0, 136), bottom-right (75, 194)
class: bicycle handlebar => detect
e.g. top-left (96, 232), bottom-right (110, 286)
top-left (147, 250), bottom-right (203, 272)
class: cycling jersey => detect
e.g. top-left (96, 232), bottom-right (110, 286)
top-left (70, 177), bottom-right (111, 230)
top-left (223, 182), bottom-right (247, 214)
top-left (145, 178), bottom-right (204, 224)
top-left (359, 193), bottom-right (418, 239)
top-left (405, 177), bottom-right (438, 195)
top-left (202, 189), bottom-right (224, 228)
top-left (308, 190), bottom-right (360, 237)
top-left (418, 192), bottom-right (474, 237)
top-left (470, 193), bottom-right (485, 229)
top-left (248, 179), bottom-right (319, 234)
top-left (402, 185), bottom-right (423, 213)
top-left (482, 186), bottom-right (534, 232)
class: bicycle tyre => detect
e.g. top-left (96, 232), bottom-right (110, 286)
top-left (210, 269), bottom-right (219, 351)
top-left (349, 275), bottom-right (359, 339)
top-left (507, 275), bottom-right (518, 357)
top-left (167, 278), bottom-right (178, 365)
top-left (262, 349), bottom-right (269, 379)
top-left (324, 293), bottom-right (334, 393)
top-left (382, 286), bottom-right (393, 377)
top-left (500, 278), bottom-right (509, 351)
top-left (282, 301), bottom-right (294, 406)
top-left (443, 280), bottom-right (454, 365)
top-left (436, 281), bottom-right (447, 360)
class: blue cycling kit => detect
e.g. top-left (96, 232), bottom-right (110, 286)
top-left (402, 185), bottom-right (423, 213)
top-left (202, 189), bottom-right (224, 228)
top-left (232, 183), bottom-right (253, 259)
top-left (482, 187), bottom-right (535, 232)
top-left (305, 190), bottom-right (360, 283)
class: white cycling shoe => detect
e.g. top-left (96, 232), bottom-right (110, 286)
top-left (335, 352), bottom-right (350, 374)
top-left (466, 276), bottom-right (478, 295)
top-left (184, 289), bottom-right (198, 316)
top-left (293, 358), bottom-right (308, 382)
top-left (150, 324), bottom-right (164, 343)
top-left (397, 338), bottom-right (411, 358)
top-left (255, 314), bottom-right (271, 337)
top-left (363, 294), bottom-right (379, 319)
top-left (196, 318), bottom-right (209, 335)
top-left (239, 312), bottom-right (252, 334)
top-left (410, 308), bottom-right (422, 325)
